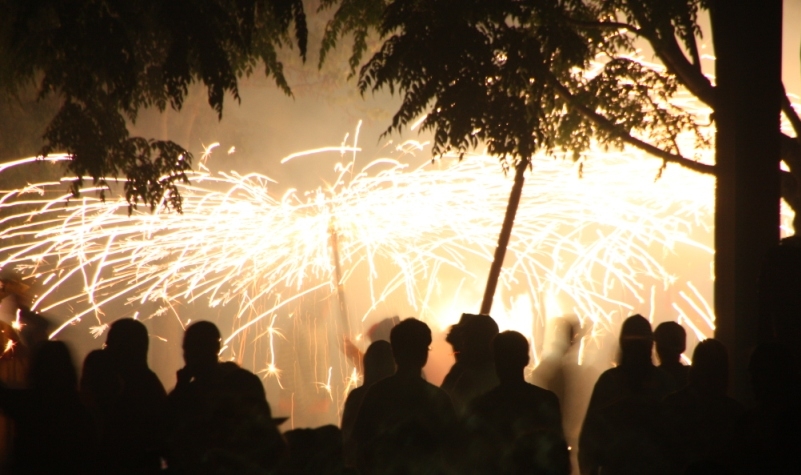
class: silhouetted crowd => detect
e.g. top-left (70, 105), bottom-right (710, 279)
top-left (0, 311), bottom-right (798, 474)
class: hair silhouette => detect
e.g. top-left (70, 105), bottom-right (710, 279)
top-left (182, 320), bottom-right (222, 373)
top-left (461, 314), bottom-right (499, 365)
top-left (493, 330), bottom-right (530, 382)
top-left (654, 322), bottom-right (686, 363)
top-left (390, 317), bottom-right (431, 370)
top-left (690, 338), bottom-right (729, 396)
top-left (617, 314), bottom-right (655, 388)
top-left (655, 321), bottom-right (689, 389)
top-left (363, 340), bottom-right (395, 386)
top-left (105, 318), bottom-right (149, 370)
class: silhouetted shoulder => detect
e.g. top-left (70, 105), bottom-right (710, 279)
top-left (469, 381), bottom-right (563, 439)
top-left (216, 361), bottom-right (267, 401)
top-left (473, 380), bottom-right (558, 411)
top-left (354, 374), bottom-right (455, 444)
top-left (363, 373), bottom-right (453, 412)
top-left (589, 365), bottom-right (673, 413)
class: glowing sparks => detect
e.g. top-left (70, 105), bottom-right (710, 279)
top-left (3, 121), bottom-right (793, 430)
top-left (12, 309), bottom-right (23, 331)
top-left (89, 324), bottom-right (109, 339)
top-left (1, 142), bottom-right (720, 355)
top-left (343, 367), bottom-right (361, 398)
top-left (317, 366), bottom-right (334, 401)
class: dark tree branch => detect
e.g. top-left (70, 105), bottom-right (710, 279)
top-left (650, 33), bottom-right (715, 107)
top-left (781, 84), bottom-right (801, 141)
top-left (623, 5), bottom-right (715, 108)
top-left (685, 26), bottom-right (703, 68)
top-left (548, 74), bottom-right (716, 175)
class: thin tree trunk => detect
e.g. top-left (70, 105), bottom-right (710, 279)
top-left (481, 159), bottom-right (528, 315)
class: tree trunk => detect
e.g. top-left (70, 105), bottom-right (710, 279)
top-left (710, 0), bottom-right (783, 402)
top-left (481, 159), bottom-right (528, 315)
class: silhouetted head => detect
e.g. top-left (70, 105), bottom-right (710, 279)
top-left (654, 321), bottom-right (686, 365)
top-left (29, 340), bottom-right (78, 392)
top-left (183, 321), bottom-right (221, 372)
top-left (749, 342), bottom-right (798, 408)
top-left (390, 318), bottom-right (431, 371)
top-left (461, 314), bottom-right (499, 365)
top-left (445, 313), bottom-right (479, 357)
top-left (105, 318), bottom-right (149, 370)
top-left (690, 339), bottom-right (728, 396)
top-left (618, 314), bottom-right (653, 368)
top-left (492, 331), bottom-right (530, 382)
top-left (363, 340), bottom-right (395, 386)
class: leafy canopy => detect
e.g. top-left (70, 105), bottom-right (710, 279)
top-left (0, 0), bottom-right (307, 211)
top-left (322, 0), bottom-right (714, 175)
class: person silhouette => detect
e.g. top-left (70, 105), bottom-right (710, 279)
top-left (579, 314), bottom-right (673, 475)
top-left (727, 342), bottom-right (801, 474)
top-left (79, 349), bottom-right (121, 447)
top-left (654, 321), bottom-right (690, 390)
top-left (353, 317), bottom-right (456, 474)
top-left (442, 314), bottom-right (499, 415)
top-left (662, 338), bottom-right (743, 472)
top-left (441, 313), bottom-right (480, 394)
top-left (102, 318), bottom-right (166, 474)
top-left (465, 330), bottom-right (568, 475)
top-left (758, 235), bottom-right (801, 363)
top-left (0, 340), bottom-right (96, 474)
top-left (164, 320), bottom-right (286, 473)
top-left (341, 340), bottom-right (395, 467)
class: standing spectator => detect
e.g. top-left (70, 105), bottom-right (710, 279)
top-left (341, 340), bottom-right (394, 467)
top-left (0, 341), bottom-right (96, 474)
top-left (579, 315), bottom-right (673, 475)
top-left (465, 331), bottom-right (568, 475)
top-left (728, 342), bottom-right (801, 474)
top-left (442, 314), bottom-right (499, 415)
top-left (654, 322), bottom-right (690, 390)
top-left (164, 320), bottom-right (286, 473)
top-left (663, 339), bottom-right (743, 471)
top-left (354, 318), bottom-right (457, 474)
top-left (103, 318), bottom-right (167, 474)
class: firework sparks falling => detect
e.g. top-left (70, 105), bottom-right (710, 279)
top-left (2, 128), bottom-right (790, 428)
top-left (0, 138), bottom-right (721, 347)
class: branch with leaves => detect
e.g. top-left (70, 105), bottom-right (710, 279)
top-left (0, 0), bottom-right (307, 211)
top-left (322, 0), bottom-right (713, 179)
